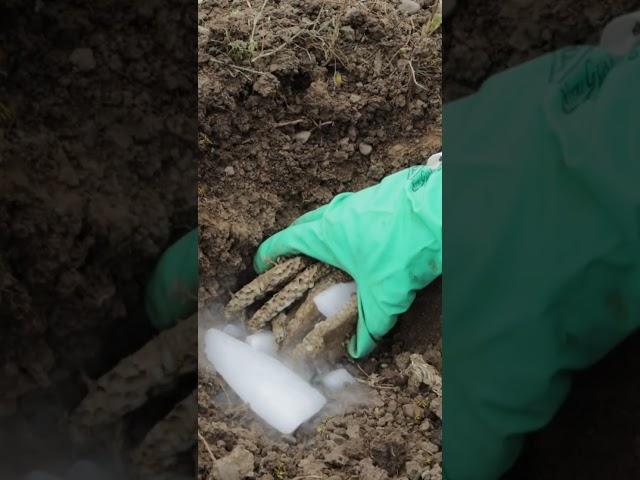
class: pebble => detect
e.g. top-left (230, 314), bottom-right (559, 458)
top-left (69, 48), bottom-right (96, 71)
top-left (294, 130), bottom-right (311, 143)
top-left (213, 446), bottom-right (255, 480)
top-left (358, 142), bottom-right (373, 155)
top-left (402, 403), bottom-right (424, 420)
top-left (224, 166), bottom-right (235, 176)
top-left (349, 94), bottom-right (362, 103)
top-left (398, 0), bottom-right (420, 15)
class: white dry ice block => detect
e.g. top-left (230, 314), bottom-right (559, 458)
top-left (321, 368), bottom-right (356, 391)
top-left (205, 328), bottom-right (327, 434)
top-left (245, 331), bottom-right (278, 356)
top-left (313, 282), bottom-right (357, 318)
top-left (222, 323), bottom-right (245, 339)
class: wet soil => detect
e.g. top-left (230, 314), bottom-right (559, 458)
top-left (198, 0), bottom-right (442, 478)
top-left (445, 1), bottom-right (640, 478)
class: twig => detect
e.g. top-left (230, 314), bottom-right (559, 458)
top-left (209, 57), bottom-right (269, 76)
top-left (198, 430), bottom-right (217, 467)
top-left (249, 0), bottom-right (268, 48)
top-left (408, 60), bottom-right (428, 92)
top-left (251, 27), bottom-right (307, 63)
top-left (273, 119), bottom-right (306, 128)
top-left (356, 363), bottom-right (371, 379)
top-left (356, 378), bottom-right (395, 390)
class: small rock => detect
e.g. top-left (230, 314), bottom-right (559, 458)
top-left (213, 446), bottom-right (254, 480)
top-left (69, 48), bottom-right (96, 71)
top-left (349, 94), bottom-right (362, 103)
top-left (224, 166), bottom-right (235, 175)
top-left (294, 130), bottom-right (312, 143)
top-left (398, 0), bottom-right (420, 15)
top-left (359, 142), bottom-right (373, 155)
top-left (402, 403), bottom-right (424, 420)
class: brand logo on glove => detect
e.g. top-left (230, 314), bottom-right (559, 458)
top-left (559, 57), bottom-right (616, 113)
top-left (408, 166), bottom-right (432, 192)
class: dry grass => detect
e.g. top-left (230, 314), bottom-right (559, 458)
top-left (201, 0), bottom-right (441, 93)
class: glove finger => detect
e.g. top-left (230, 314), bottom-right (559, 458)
top-left (253, 220), bottom-right (340, 273)
top-left (347, 287), bottom-right (396, 358)
top-left (290, 203), bottom-right (330, 226)
top-left (145, 228), bottom-right (199, 330)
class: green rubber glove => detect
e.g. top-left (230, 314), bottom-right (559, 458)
top-left (254, 164), bottom-right (443, 358)
top-left (444, 46), bottom-right (640, 479)
top-left (145, 229), bottom-right (199, 330)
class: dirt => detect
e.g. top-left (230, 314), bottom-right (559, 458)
top-left (0, 0), bottom-right (196, 477)
top-left (198, 303), bottom-right (443, 480)
top-left (445, 1), bottom-right (640, 478)
top-left (198, 0), bottom-right (442, 478)
top-left (198, 0), bottom-right (441, 301)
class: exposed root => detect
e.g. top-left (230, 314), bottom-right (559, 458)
top-left (72, 315), bottom-right (197, 428)
top-left (281, 269), bottom-right (349, 349)
top-left (271, 312), bottom-right (289, 345)
top-left (224, 256), bottom-right (310, 316)
top-left (223, 253), bottom-right (358, 362)
top-left (247, 263), bottom-right (331, 330)
top-left (130, 391), bottom-right (197, 479)
top-left (291, 295), bottom-right (358, 363)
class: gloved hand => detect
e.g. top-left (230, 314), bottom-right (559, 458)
top-left (145, 228), bottom-right (199, 330)
top-left (254, 159), bottom-right (443, 358)
top-left (444, 46), bottom-right (640, 479)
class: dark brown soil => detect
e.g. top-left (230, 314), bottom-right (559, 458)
top-left (445, 1), bottom-right (640, 478)
top-left (198, 0), bottom-right (441, 300)
top-left (0, 1), bottom-right (196, 477)
top-left (198, 0), bottom-right (442, 478)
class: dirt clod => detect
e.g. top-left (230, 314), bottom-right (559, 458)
top-left (213, 446), bottom-right (255, 480)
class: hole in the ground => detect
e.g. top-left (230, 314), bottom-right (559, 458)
top-left (277, 70), bottom-right (312, 93)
